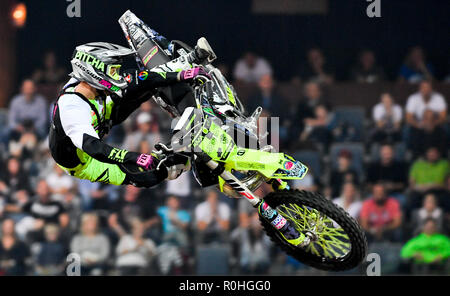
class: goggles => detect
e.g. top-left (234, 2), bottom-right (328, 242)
top-left (106, 64), bottom-right (122, 81)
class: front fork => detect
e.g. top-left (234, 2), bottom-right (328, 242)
top-left (206, 160), bottom-right (290, 231)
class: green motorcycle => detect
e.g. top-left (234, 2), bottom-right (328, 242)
top-left (119, 10), bottom-right (368, 271)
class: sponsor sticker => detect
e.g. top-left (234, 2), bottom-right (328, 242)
top-left (143, 46), bottom-right (159, 65)
top-left (138, 71), bottom-right (149, 81)
top-left (283, 161), bottom-right (294, 170)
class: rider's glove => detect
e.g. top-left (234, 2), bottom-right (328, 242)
top-left (178, 67), bottom-right (211, 83)
top-left (135, 153), bottom-right (156, 170)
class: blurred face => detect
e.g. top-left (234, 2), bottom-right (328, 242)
top-left (45, 228), bottom-right (59, 242)
top-left (410, 47), bottom-right (424, 65)
top-left (423, 194), bottom-right (437, 211)
top-left (258, 74), bottom-right (274, 92)
top-left (423, 220), bottom-right (436, 235)
top-left (36, 180), bottom-right (50, 201)
top-left (82, 216), bottom-right (98, 234)
top-left (44, 52), bottom-right (56, 69)
top-left (315, 105), bottom-right (328, 120)
top-left (342, 183), bottom-right (356, 201)
top-left (125, 185), bottom-right (140, 202)
top-left (7, 158), bottom-right (20, 175)
top-left (380, 145), bottom-right (394, 163)
top-left (244, 53), bottom-right (256, 68)
top-left (426, 148), bottom-right (440, 163)
top-left (138, 122), bottom-right (151, 133)
top-left (304, 82), bottom-right (321, 100)
top-left (338, 156), bottom-right (351, 170)
top-left (140, 101), bottom-right (152, 112)
top-left (1, 219), bottom-right (15, 236)
top-left (21, 80), bottom-right (36, 99)
top-left (206, 191), bottom-right (218, 206)
top-left (167, 196), bottom-right (179, 210)
top-left (381, 93), bottom-right (393, 108)
top-left (360, 51), bottom-right (375, 69)
top-left (419, 81), bottom-right (433, 99)
top-left (372, 184), bottom-right (386, 203)
top-left (308, 49), bottom-right (324, 66)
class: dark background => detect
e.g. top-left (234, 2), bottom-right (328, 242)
top-left (15, 0), bottom-right (450, 85)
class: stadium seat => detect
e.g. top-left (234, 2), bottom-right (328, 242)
top-left (196, 245), bottom-right (230, 275)
top-left (331, 106), bottom-right (366, 142)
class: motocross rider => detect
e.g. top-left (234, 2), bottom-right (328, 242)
top-left (49, 42), bottom-right (211, 187)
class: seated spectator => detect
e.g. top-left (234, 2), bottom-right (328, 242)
top-left (360, 183), bottom-right (402, 242)
top-left (8, 119), bottom-right (39, 160)
top-left (1, 157), bottom-right (32, 214)
top-left (333, 182), bottom-right (362, 220)
top-left (231, 212), bottom-right (271, 274)
top-left (0, 219), bottom-right (30, 275)
top-left (370, 93), bottom-right (403, 143)
top-left (115, 218), bottom-right (157, 276)
top-left (18, 179), bottom-right (69, 243)
top-left (194, 190), bottom-right (231, 244)
top-left (367, 144), bottom-right (407, 195)
top-left (401, 218), bottom-right (450, 274)
top-left (300, 104), bottom-right (333, 150)
top-left (294, 47), bottom-right (334, 85)
top-left (233, 52), bottom-right (273, 83)
top-left (290, 81), bottom-right (331, 146)
top-left (108, 185), bottom-right (159, 239)
top-left (405, 80), bottom-right (447, 155)
top-left (398, 46), bottom-right (434, 83)
top-left (46, 163), bottom-right (75, 201)
top-left (32, 51), bottom-right (67, 85)
top-left (410, 193), bottom-right (444, 236)
top-left (122, 112), bottom-right (161, 152)
top-left (33, 224), bottom-right (67, 276)
top-left (328, 150), bottom-right (360, 198)
top-left (157, 195), bottom-right (190, 247)
top-left (409, 147), bottom-right (449, 194)
top-left (70, 213), bottom-right (110, 275)
top-left (409, 109), bottom-right (448, 157)
top-left (350, 49), bottom-right (385, 83)
top-left (8, 79), bottom-right (48, 140)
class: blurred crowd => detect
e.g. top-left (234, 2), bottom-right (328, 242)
top-left (0, 45), bottom-right (449, 276)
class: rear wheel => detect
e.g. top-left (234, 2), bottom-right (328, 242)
top-left (260, 189), bottom-right (367, 271)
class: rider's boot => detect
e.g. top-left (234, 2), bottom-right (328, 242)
top-left (187, 37), bottom-right (217, 65)
top-left (258, 201), bottom-right (310, 247)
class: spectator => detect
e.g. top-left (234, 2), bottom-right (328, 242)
top-left (410, 193), bottom-right (444, 236)
top-left (32, 51), bottom-right (67, 85)
top-left (401, 218), bottom-right (450, 274)
top-left (300, 104), bottom-right (333, 150)
top-left (398, 46), bottom-right (434, 83)
top-left (405, 81), bottom-right (447, 156)
top-left (371, 93), bottom-right (403, 143)
top-left (46, 163), bottom-right (75, 201)
top-left (350, 49), bottom-right (385, 83)
top-left (70, 213), bottom-right (110, 275)
top-left (407, 147), bottom-right (449, 211)
top-left (231, 212), bottom-right (271, 274)
top-left (367, 144), bottom-right (407, 195)
top-left (115, 218), bottom-right (157, 275)
top-left (294, 47), bottom-right (334, 85)
top-left (0, 219), bottom-right (30, 275)
top-left (194, 190), bottom-right (231, 244)
top-left (108, 185), bottom-right (159, 239)
top-left (0, 157), bottom-right (32, 214)
top-left (122, 112), bottom-right (161, 152)
top-left (33, 224), bottom-right (67, 276)
top-left (18, 179), bottom-right (69, 243)
top-left (157, 195), bottom-right (191, 247)
top-left (328, 150), bottom-right (360, 198)
top-left (333, 182), bottom-right (362, 220)
top-left (8, 79), bottom-right (48, 140)
top-left (360, 183), bottom-right (402, 242)
top-left (410, 109), bottom-right (448, 157)
top-left (233, 52), bottom-right (273, 83)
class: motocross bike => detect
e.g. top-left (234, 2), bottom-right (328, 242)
top-left (118, 10), bottom-right (367, 271)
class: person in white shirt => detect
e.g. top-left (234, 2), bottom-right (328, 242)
top-left (333, 182), bottom-right (362, 220)
top-left (194, 189), bottom-right (230, 244)
top-left (233, 52), bottom-right (273, 83)
top-left (371, 93), bottom-right (403, 142)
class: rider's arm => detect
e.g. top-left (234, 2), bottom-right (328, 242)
top-left (109, 71), bottom-right (181, 126)
top-left (58, 94), bottom-right (140, 165)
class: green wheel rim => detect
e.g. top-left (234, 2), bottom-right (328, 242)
top-left (277, 203), bottom-right (352, 259)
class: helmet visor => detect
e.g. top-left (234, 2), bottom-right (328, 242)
top-left (107, 64), bottom-right (122, 81)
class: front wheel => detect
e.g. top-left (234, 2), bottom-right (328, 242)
top-left (260, 189), bottom-right (367, 271)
